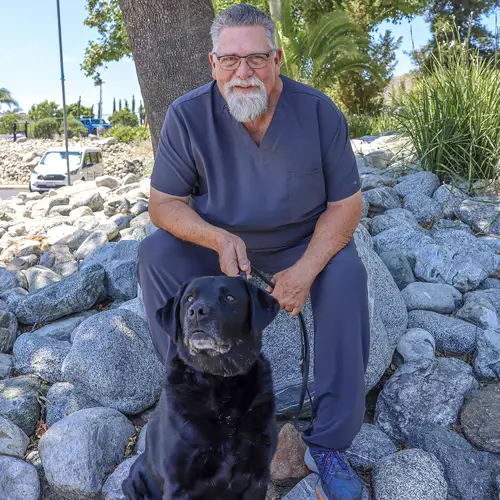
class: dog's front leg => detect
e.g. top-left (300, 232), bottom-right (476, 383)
top-left (240, 473), bottom-right (271, 500)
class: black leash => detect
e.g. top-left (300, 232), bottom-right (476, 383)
top-left (240, 266), bottom-right (315, 433)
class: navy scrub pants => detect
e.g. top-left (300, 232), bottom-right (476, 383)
top-left (137, 228), bottom-right (370, 452)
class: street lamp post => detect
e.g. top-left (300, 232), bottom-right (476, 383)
top-left (56, 0), bottom-right (71, 187)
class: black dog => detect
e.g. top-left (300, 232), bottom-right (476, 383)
top-left (122, 275), bottom-right (280, 499)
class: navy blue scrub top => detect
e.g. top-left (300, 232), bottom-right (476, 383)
top-left (151, 75), bottom-right (361, 252)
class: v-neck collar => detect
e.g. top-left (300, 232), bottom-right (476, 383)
top-left (216, 76), bottom-right (286, 157)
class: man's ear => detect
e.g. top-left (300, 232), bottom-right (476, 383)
top-left (244, 281), bottom-right (280, 334)
top-left (155, 283), bottom-right (188, 343)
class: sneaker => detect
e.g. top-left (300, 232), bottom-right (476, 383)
top-left (304, 447), bottom-right (364, 500)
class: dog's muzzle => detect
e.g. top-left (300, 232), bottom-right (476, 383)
top-left (187, 331), bottom-right (231, 356)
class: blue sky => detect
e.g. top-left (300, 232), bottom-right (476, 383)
top-left (1, 1), bottom-right (498, 117)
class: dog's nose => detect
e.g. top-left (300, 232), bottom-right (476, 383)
top-left (188, 303), bottom-right (210, 318)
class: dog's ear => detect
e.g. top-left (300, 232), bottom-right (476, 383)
top-left (155, 282), bottom-right (188, 343)
top-left (244, 280), bottom-right (280, 334)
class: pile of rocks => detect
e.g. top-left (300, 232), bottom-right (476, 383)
top-left (1, 133), bottom-right (500, 499)
top-left (0, 137), bottom-right (153, 185)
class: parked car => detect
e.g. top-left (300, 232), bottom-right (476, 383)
top-left (29, 147), bottom-right (105, 192)
top-left (78, 117), bottom-right (112, 135)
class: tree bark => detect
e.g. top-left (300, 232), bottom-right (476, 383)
top-left (268, 0), bottom-right (281, 22)
top-left (118, 0), bottom-right (214, 154)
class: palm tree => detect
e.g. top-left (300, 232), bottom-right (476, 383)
top-left (0, 88), bottom-right (19, 110)
top-left (275, 0), bottom-right (374, 89)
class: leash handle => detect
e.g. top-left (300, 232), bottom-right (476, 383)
top-left (240, 265), bottom-right (315, 433)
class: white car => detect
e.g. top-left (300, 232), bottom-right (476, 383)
top-left (29, 147), bottom-right (105, 192)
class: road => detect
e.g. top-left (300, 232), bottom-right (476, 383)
top-left (0, 188), bottom-right (28, 200)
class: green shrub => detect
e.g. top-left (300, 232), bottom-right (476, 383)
top-left (346, 113), bottom-right (402, 139)
top-left (393, 25), bottom-right (500, 185)
top-left (59, 117), bottom-right (87, 138)
top-left (109, 109), bottom-right (138, 127)
top-left (0, 113), bottom-right (20, 134)
top-left (32, 118), bottom-right (59, 138)
top-left (105, 125), bottom-right (150, 143)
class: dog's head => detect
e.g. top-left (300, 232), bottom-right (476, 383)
top-left (156, 276), bottom-right (280, 376)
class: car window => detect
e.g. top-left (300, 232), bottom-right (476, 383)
top-left (91, 152), bottom-right (99, 164)
top-left (40, 151), bottom-right (82, 167)
top-left (84, 153), bottom-right (94, 167)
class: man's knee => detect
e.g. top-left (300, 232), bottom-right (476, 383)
top-left (320, 240), bottom-right (367, 288)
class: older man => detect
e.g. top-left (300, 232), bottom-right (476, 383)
top-left (138, 4), bottom-right (369, 500)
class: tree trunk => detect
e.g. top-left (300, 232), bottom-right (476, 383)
top-left (118, 0), bottom-right (214, 154)
top-left (268, 0), bottom-right (281, 22)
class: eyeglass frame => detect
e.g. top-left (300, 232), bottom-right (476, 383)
top-left (212, 49), bottom-right (277, 71)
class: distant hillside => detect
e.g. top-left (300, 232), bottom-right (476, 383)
top-left (383, 71), bottom-right (418, 104)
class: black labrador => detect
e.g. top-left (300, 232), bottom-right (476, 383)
top-left (122, 275), bottom-right (280, 499)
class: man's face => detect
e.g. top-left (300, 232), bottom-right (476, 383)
top-left (209, 26), bottom-right (282, 123)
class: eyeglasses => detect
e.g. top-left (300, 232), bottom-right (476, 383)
top-left (213, 50), bottom-right (276, 71)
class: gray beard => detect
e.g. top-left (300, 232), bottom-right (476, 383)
top-left (224, 83), bottom-right (268, 123)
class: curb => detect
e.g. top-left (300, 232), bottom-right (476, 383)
top-left (0, 185), bottom-right (28, 190)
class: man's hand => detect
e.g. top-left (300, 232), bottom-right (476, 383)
top-left (267, 263), bottom-right (315, 317)
top-left (217, 233), bottom-right (251, 278)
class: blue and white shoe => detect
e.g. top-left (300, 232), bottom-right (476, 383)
top-left (304, 447), bottom-right (364, 500)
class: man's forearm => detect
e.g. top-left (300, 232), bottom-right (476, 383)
top-left (149, 199), bottom-right (227, 252)
top-left (297, 191), bottom-right (363, 280)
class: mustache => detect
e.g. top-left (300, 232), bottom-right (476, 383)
top-left (225, 77), bottom-right (265, 91)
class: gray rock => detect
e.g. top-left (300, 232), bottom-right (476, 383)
top-left (457, 198), bottom-right (500, 235)
top-left (0, 375), bottom-right (45, 436)
top-left (0, 415), bottom-right (29, 458)
top-left (13, 263), bottom-right (105, 325)
top-left (378, 251), bottom-right (415, 290)
top-left (96, 221), bottom-right (120, 241)
top-left (34, 311), bottom-right (97, 342)
top-left (134, 423), bottom-right (147, 454)
top-left (478, 235), bottom-right (500, 253)
top-left (39, 407), bottom-right (135, 499)
top-left (413, 244), bottom-right (488, 293)
top-left (374, 358), bottom-right (478, 444)
top-left (104, 197), bottom-right (130, 217)
top-left (56, 228), bottom-right (92, 252)
top-left (49, 204), bottom-right (72, 217)
top-left (432, 184), bottom-right (467, 218)
top-left (96, 175), bottom-right (120, 189)
top-left (45, 382), bottom-right (101, 427)
top-left (373, 227), bottom-right (435, 258)
top-left (0, 353), bottom-right (14, 379)
top-left (370, 208), bottom-right (422, 236)
top-left (70, 191), bottom-right (105, 212)
top-left (101, 455), bottom-right (139, 500)
top-left (395, 171), bottom-right (441, 198)
top-left (373, 449), bottom-right (447, 500)
top-left (75, 231), bottom-right (109, 260)
top-left (474, 328), bottom-right (500, 378)
top-left (407, 310), bottom-right (479, 355)
top-left (129, 212), bottom-right (149, 229)
top-left (431, 228), bottom-right (500, 275)
top-left (13, 333), bottom-right (71, 383)
top-left (6, 255), bottom-right (39, 272)
top-left (23, 265), bottom-right (61, 292)
top-left (0, 455), bottom-right (40, 500)
top-left (110, 214), bottom-right (135, 231)
top-left (460, 384), bottom-right (500, 453)
top-left (396, 328), bottom-right (436, 364)
top-left (69, 206), bottom-right (94, 220)
top-left (62, 310), bottom-right (164, 415)
top-left (0, 311), bottom-right (18, 353)
top-left (74, 215), bottom-right (99, 232)
top-left (105, 260), bottom-right (137, 301)
top-left (403, 192), bottom-right (443, 226)
top-left (428, 218), bottom-right (473, 235)
top-left (119, 296), bottom-right (147, 322)
top-left (455, 295), bottom-right (500, 330)
top-left (361, 173), bottom-right (396, 191)
top-left (401, 282), bottom-right (462, 314)
top-left (39, 244), bottom-right (77, 278)
top-left (363, 187), bottom-right (401, 215)
top-left (463, 289), bottom-right (500, 314)
top-left (131, 199), bottom-right (148, 216)
top-left (407, 423), bottom-right (498, 500)
top-left (122, 173), bottom-right (139, 185)
top-left (345, 423), bottom-right (397, 470)
top-left (353, 231), bottom-right (408, 393)
top-left (478, 278), bottom-right (500, 290)
top-left (0, 268), bottom-right (20, 294)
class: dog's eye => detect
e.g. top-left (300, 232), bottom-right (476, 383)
top-left (226, 294), bottom-right (236, 302)
top-left (186, 295), bottom-right (194, 303)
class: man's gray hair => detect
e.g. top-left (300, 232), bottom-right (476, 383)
top-left (210, 4), bottom-right (278, 53)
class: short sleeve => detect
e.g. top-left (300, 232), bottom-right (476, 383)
top-left (322, 112), bottom-right (361, 202)
top-left (150, 105), bottom-right (197, 196)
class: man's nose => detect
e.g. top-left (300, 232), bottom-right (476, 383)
top-left (235, 58), bottom-right (254, 79)
top-left (188, 302), bottom-right (211, 319)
